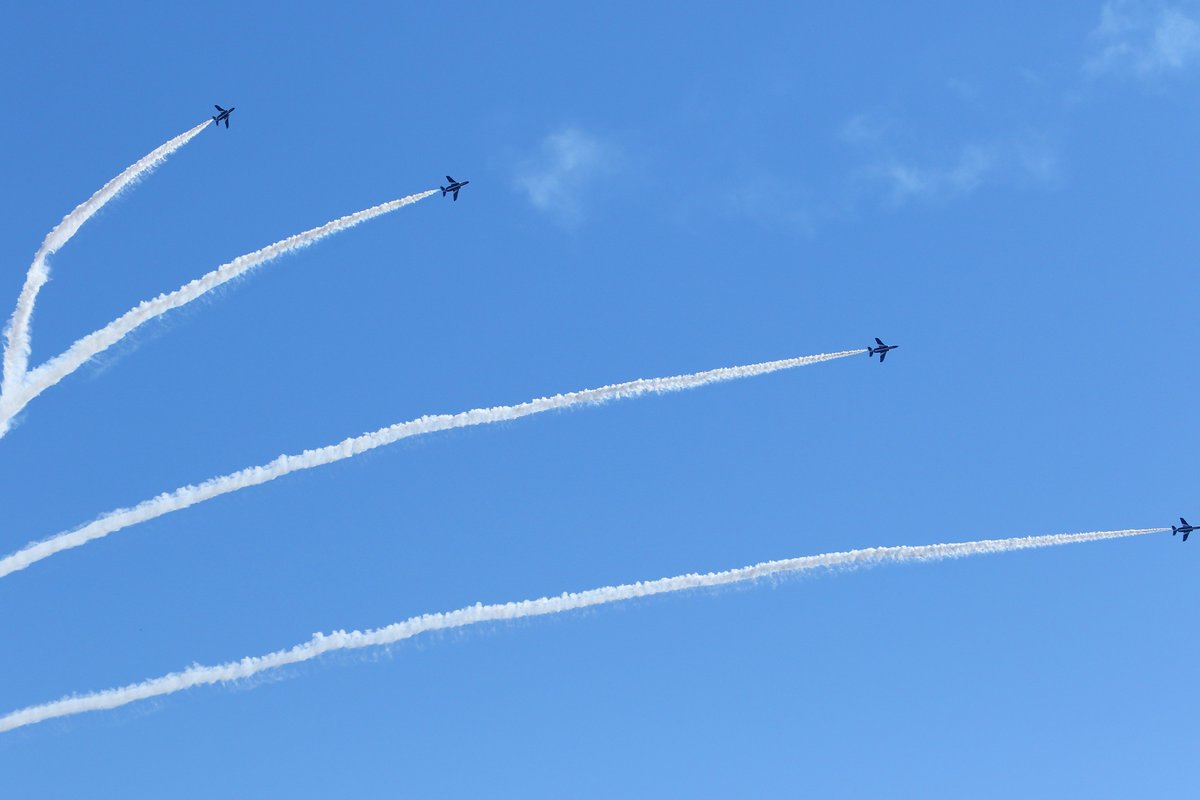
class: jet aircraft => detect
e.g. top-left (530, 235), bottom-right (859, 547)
top-left (867, 338), bottom-right (899, 362)
top-left (211, 105), bottom-right (235, 128)
top-left (441, 175), bottom-right (469, 201)
top-left (1172, 518), bottom-right (1195, 542)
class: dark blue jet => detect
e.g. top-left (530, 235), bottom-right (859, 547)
top-left (1172, 518), bottom-right (1195, 542)
top-left (867, 338), bottom-right (899, 363)
top-left (211, 105), bottom-right (235, 129)
top-left (441, 175), bottom-right (469, 201)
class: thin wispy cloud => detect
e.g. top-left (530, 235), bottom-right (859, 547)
top-left (849, 130), bottom-right (1059, 208)
top-left (718, 114), bottom-right (1058, 235)
top-left (515, 128), bottom-right (616, 224)
top-left (872, 144), bottom-right (999, 205)
top-left (720, 175), bottom-right (822, 238)
top-left (1087, 1), bottom-right (1200, 77)
top-left (837, 112), bottom-right (894, 146)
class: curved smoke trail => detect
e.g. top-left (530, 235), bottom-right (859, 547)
top-left (1, 120), bottom-right (211, 399)
top-left (0, 189), bottom-right (436, 436)
top-left (0, 349), bottom-right (861, 578)
top-left (0, 527), bottom-right (1161, 733)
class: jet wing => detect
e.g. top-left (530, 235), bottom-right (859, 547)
top-left (1185, 531), bottom-right (1191, 542)
top-left (224, 117), bottom-right (229, 128)
top-left (879, 350), bottom-right (887, 362)
top-left (452, 188), bottom-right (459, 201)
top-left (875, 338), bottom-right (885, 346)
top-left (1182, 518), bottom-right (1191, 527)
top-left (446, 176), bottom-right (456, 184)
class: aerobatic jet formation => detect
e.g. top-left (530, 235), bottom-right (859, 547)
top-left (867, 338), bottom-right (899, 362)
top-left (211, 105), bottom-right (235, 128)
top-left (1172, 518), bottom-right (1195, 542)
top-left (441, 175), bottom-right (469, 200)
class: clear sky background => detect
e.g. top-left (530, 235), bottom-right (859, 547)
top-left (1, 1), bottom-right (1197, 796)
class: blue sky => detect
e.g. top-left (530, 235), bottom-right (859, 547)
top-left (1, 1), bottom-right (1197, 795)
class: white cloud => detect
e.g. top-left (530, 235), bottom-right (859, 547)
top-left (877, 144), bottom-right (998, 204)
top-left (854, 137), bottom-right (1058, 207)
top-left (721, 177), bottom-right (821, 238)
top-left (1087, 1), bottom-right (1200, 77)
top-left (838, 113), bottom-right (892, 145)
top-left (515, 128), bottom-right (616, 223)
top-left (836, 100), bottom-right (1061, 207)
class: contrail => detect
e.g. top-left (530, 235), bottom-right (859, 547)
top-left (1, 120), bottom-right (211, 399)
top-left (0, 527), bottom-right (1161, 734)
top-left (0, 349), bottom-right (860, 578)
top-left (0, 189), bottom-right (437, 436)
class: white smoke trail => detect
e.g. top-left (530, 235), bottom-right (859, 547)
top-left (1, 121), bottom-right (211, 397)
top-left (0, 189), bottom-right (437, 436)
top-left (0, 349), bottom-right (860, 578)
top-left (0, 527), bottom-right (1161, 734)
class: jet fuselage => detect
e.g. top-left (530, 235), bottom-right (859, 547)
top-left (212, 105), bottom-right (235, 128)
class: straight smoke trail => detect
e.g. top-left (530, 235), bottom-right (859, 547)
top-left (0, 349), bottom-right (860, 578)
top-left (1, 120), bottom-right (211, 397)
top-left (0, 189), bottom-right (437, 436)
top-left (0, 527), bottom-right (1161, 734)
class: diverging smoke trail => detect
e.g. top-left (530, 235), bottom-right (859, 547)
top-left (0, 527), bottom-right (1162, 734)
top-left (0, 189), bottom-right (437, 434)
top-left (0, 349), bottom-right (860, 578)
top-left (1, 120), bottom-right (211, 398)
